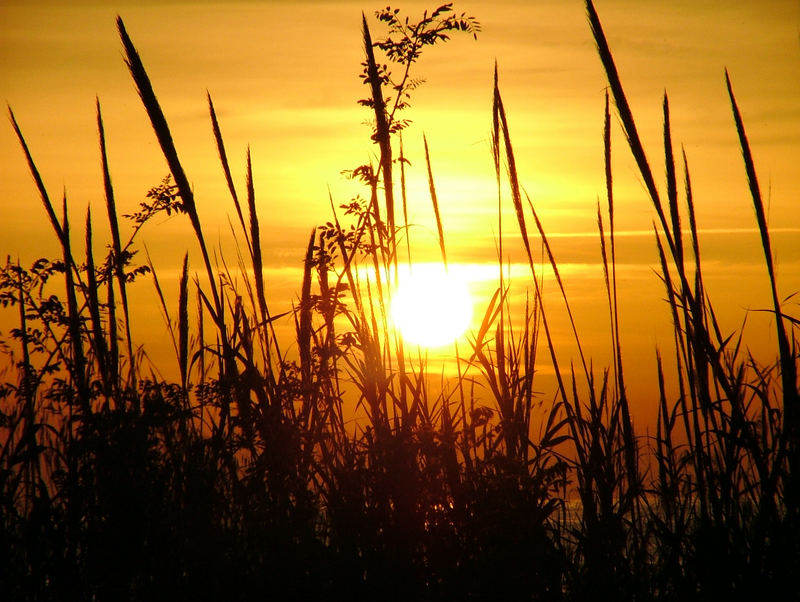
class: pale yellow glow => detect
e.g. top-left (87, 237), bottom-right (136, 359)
top-left (390, 264), bottom-right (473, 348)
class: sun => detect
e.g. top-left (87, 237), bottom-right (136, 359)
top-left (390, 264), bottom-right (473, 348)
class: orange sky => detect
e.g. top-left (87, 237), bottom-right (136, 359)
top-left (2, 0), bottom-right (800, 418)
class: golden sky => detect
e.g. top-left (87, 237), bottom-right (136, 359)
top-left (2, 0), bottom-right (800, 415)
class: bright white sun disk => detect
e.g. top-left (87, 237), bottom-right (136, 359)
top-left (390, 266), bottom-right (473, 348)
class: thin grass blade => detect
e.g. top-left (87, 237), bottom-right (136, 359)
top-left (96, 98), bottom-right (135, 384)
top-left (208, 91), bottom-right (250, 251)
top-left (423, 134), bottom-right (448, 269)
top-left (725, 69), bottom-right (797, 423)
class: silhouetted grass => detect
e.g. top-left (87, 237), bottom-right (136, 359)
top-left (1, 3), bottom-right (798, 600)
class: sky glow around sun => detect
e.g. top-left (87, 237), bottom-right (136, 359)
top-left (390, 264), bottom-right (473, 348)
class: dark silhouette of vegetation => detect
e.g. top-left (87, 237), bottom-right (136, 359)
top-left (2, 2), bottom-right (798, 600)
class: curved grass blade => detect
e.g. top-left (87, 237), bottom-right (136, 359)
top-left (725, 69), bottom-right (798, 425)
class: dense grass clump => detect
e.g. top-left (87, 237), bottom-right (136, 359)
top-left (2, 2), bottom-right (798, 600)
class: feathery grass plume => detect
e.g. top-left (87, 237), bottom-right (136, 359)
top-left (490, 65), bottom-right (511, 440)
top-left (117, 18), bottom-right (196, 222)
top-left (682, 148), bottom-right (705, 304)
top-left (208, 92), bottom-right (251, 254)
top-left (96, 98), bottom-right (135, 385)
top-left (117, 17), bottom-right (228, 359)
top-left (245, 147), bottom-right (279, 371)
top-left (725, 69), bottom-right (798, 432)
top-left (586, 0), bottom-right (741, 422)
top-left (493, 69), bottom-right (532, 269)
top-left (362, 12), bottom-right (395, 246)
top-left (603, 91), bottom-right (613, 224)
top-left (492, 63), bottom-right (504, 304)
top-left (663, 94), bottom-right (684, 270)
top-left (8, 108), bottom-right (67, 247)
top-left (585, 0), bottom-right (673, 255)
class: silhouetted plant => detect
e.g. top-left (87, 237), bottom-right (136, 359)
top-left (1, 3), bottom-right (797, 601)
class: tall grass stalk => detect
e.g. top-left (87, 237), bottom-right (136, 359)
top-left (96, 98), bottom-right (136, 389)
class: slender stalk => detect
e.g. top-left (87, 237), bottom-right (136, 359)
top-left (423, 134), bottom-right (447, 270)
top-left (117, 17), bottom-right (230, 373)
top-left (96, 98), bottom-right (135, 387)
top-left (586, 0), bottom-right (674, 257)
top-left (8, 107), bottom-right (66, 247)
top-left (725, 70), bottom-right (798, 431)
top-left (208, 92), bottom-right (251, 255)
